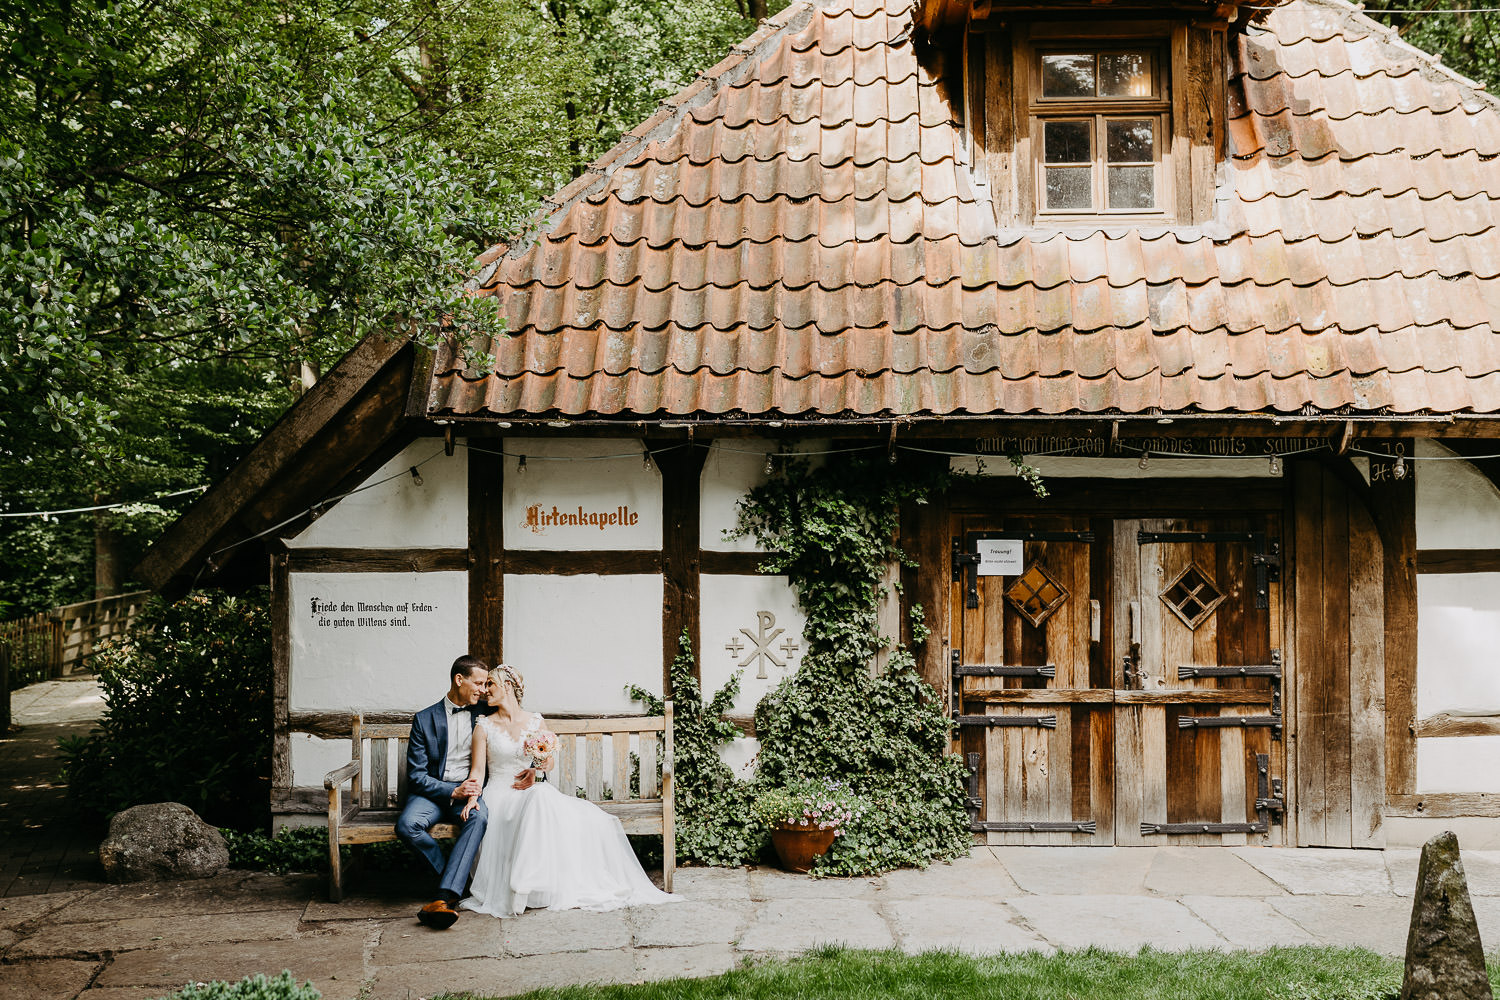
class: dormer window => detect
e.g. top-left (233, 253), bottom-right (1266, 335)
top-left (960, 19), bottom-right (1226, 228)
top-left (1034, 47), bottom-right (1169, 217)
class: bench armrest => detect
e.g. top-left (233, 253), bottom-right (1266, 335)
top-left (324, 759), bottom-right (361, 790)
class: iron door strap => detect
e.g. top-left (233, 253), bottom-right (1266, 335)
top-left (963, 754), bottom-right (1096, 834)
top-left (1141, 754), bottom-right (1280, 836)
top-left (953, 651), bottom-right (1057, 680)
top-left (953, 530), bottom-right (1095, 610)
top-left (954, 714), bottom-right (1058, 729)
top-left (1177, 714), bottom-right (1283, 739)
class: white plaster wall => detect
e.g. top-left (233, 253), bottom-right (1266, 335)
top-left (949, 455), bottom-right (1281, 478)
top-left (700, 439), bottom-right (832, 551)
top-left (719, 736), bottom-right (761, 781)
top-left (502, 574), bottom-right (664, 715)
top-left (700, 574), bottom-right (808, 716)
top-left (1417, 736), bottom-right (1500, 793)
top-left (1417, 574), bottom-right (1500, 719)
top-left (291, 733), bottom-right (354, 790)
top-left (288, 571), bottom-right (469, 713)
top-left (1416, 439), bottom-right (1500, 549)
top-left (501, 438), bottom-right (661, 551)
top-left (286, 443), bottom-right (467, 549)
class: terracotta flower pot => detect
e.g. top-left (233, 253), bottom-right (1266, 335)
top-left (770, 823), bottom-right (838, 873)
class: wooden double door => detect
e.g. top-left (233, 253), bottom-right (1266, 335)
top-left (952, 514), bottom-right (1286, 846)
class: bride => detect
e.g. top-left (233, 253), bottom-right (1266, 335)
top-left (457, 664), bottom-right (680, 916)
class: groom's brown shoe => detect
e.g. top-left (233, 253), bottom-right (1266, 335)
top-left (417, 899), bottom-right (459, 930)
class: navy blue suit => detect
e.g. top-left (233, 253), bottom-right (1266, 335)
top-left (395, 700), bottom-right (488, 899)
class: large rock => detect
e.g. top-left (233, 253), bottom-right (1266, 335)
top-left (1400, 831), bottom-right (1494, 1000)
top-left (98, 802), bottom-right (229, 882)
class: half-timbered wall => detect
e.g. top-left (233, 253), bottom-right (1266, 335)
top-left (1413, 441), bottom-right (1500, 798)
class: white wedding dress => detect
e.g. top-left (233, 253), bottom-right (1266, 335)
top-left (460, 713), bottom-right (679, 917)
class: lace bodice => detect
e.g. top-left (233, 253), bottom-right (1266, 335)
top-left (478, 713), bottom-right (544, 779)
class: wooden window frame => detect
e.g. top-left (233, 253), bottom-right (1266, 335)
top-left (1029, 45), bottom-right (1173, 222)
top-left (964, 18), bottom-right (1226, 228)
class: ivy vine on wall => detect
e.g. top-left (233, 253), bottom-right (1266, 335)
top-left (633, 452), bottom-right (973, 875)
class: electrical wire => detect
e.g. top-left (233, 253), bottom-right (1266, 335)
top-left (0, 485), bottom-right (208, 520)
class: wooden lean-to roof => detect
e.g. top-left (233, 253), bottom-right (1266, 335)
top-left (426, 0), bottom-right (1500, 420)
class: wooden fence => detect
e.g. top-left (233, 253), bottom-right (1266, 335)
top-left (1, 590), bottom-right (148, 730)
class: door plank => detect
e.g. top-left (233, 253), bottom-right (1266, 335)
top-left (1219, 706), bottom-right (1249, 847)
top-left (1114, 704), bottom-right (1144, 845)
top-left (1348, 501), bottom-right (1386, 848)
top-left (1293, 464), bottom-right (1328, 846)
top-left (1091, 704), bottom-right (1115, 845)
top-left (1142, 704), bottom-right (1169, 843)
top-left (1050, 706), bottom-right (1074, 844)
top-left (1322, 471), bottom-right (1354, 848)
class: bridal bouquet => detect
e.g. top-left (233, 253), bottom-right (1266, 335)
top-left (522, 729), bottom-right (558, 771)
top-left (751, 777), bottom-right (866, 836)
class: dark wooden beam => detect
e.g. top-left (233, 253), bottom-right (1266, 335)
top-left (271, 551), bottom-right (292, 797)
top-left (469, 445), bottom-right (505, 664)
top-left (286, 548), bottom-right (469, 573)
top-left (659, 445), bottom-right (709, 691)
top-left (503, 550), bottom-right (660, 575)
top-left (1416, 550), bottom-right (1500, 574)
top-left (1362, 443), bottom-right (1418, 800)
top-left (1413, 713), bottom-right (1500, 738)
top-left (1386, 793), bottom-right (1500, 818)
top-left (699, 550), bottom-right (776, 575)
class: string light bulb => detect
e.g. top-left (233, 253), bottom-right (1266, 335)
top-left (764, 453), bottom-right (775, 476)
top-left (1268, 454), bottom-right (1282, 476)
top-left (1138, 451), bottom-right (1150, 471)
top-left (517, 455), bottom-right (527, 475)
top-left (1394, 453), bottom-right (1408, 480)
top-left (643, 449), bottom-right (654, 472)
top-left (409, 466), bottom-right (424, 486)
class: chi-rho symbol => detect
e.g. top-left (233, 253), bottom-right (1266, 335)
top-left (725, 611), bottom-right (801, 679)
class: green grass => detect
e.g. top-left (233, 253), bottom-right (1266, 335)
top-left (437, 945), bottom-right (1500, 1000)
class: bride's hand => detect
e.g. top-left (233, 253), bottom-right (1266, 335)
top-left (460, 796), bottom-right (478, 820)
top-left (512, 767), bottom-right (537, 790)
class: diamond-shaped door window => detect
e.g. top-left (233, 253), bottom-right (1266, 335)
top-left (1159, 563), bottom-right (1226, 630)
top-left (1005, 563), bottom-right (1069, 628)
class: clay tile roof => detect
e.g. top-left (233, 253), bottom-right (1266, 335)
top-left (430, 0), bottom-right (1500, 420)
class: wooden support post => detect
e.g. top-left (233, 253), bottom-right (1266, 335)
top-left (271, 550), bottom-right (292, 804)
top-left (663, 699), bottom-right (675, 892)
top-left (1366, 446), bottom-right (1418, 800)
top-left (469, 443), bottom-right (506, 664)
top-left (658, 445), bottom-right (707, 693)
top-left (903, 455), bottom-right (951, 697)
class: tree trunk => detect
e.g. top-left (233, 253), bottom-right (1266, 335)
top-left (93, 501), bottom-right (120, 599)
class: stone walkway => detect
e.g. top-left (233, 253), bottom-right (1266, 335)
top-left (1, 677), bottom-right (108, 898)
top-left (6, 847), bottom-right (1500, 999)
top-left (6, 679), bottom-right (1499, 999)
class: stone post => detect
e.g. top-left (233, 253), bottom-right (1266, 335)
top-left (1400, 830), bottom-right (1494, 1000)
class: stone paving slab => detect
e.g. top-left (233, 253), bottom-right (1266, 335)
top-left (669, 867), bottom-right (750, 901)
top-left (748, 868), bottom-right (881, 901)
top-left (50, 874), bottom-right (320, 923)
top-left (10, 909), bottom-right (306, 958)
top-left (94, 925), bottom-right (375, 999)
top-left (1386, 848), bottom-right (1500, 898)
top-left (1267, 895), bottom-right (1413, 954)
top-left (738, 899), bottom-right (894, 952)
top-left (1177, 895), bottom-right (1321, 948)
top-left (1144, 848), bottom-right (1285, 897)
top-left (627, 899), bottom-right (751, 948)
top-left (1234, 847), bottom-right (1394, 896)
top-left (1007, 894), bottom-right (1225, 951)
top-left (886, 896), bottom-right (1049, 954)
top-left (372, 914), bottom-right (506, 964)
top-left (0, 957), bottom-right (101, 997)
top-left (988, 847), bottom-right (1155, 896)
top-left (878, 852), bottom-right (1022, 899)
top-left (0, 891), bottom-right (87, 930)
top-left (499, 906), bottom-right (632, 956)
top-left (632, 943), bottom-right (740, 983)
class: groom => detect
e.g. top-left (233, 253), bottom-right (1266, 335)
top-left (397, 654), bottom-right (491, 929)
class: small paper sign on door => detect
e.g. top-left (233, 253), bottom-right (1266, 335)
top-left (976, 539), bottom-right (1024, 576)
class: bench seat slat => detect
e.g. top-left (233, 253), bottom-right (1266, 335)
top-left (550, 717), bottom-right (665, 734)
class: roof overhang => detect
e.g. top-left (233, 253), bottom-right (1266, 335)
top-left (916, 0), bottom-right (1278, 33)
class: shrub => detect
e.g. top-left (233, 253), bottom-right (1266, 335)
top-left (60, 589), bottom-right (272, 828)
top-left (158, 972), bottom-right (319, 1000)
top-left (223, 826), bottom-right (422, 874)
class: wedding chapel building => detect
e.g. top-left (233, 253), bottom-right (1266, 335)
top-left (144, 0), bottom-right (1500, 851)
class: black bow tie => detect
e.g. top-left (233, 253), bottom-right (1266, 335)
top-left (451, 705), bottom-right (472, 715)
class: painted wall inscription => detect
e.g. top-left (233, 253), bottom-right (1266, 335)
top-left (308, 596), bottom-right (438, 629)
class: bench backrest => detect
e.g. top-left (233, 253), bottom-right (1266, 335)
top-left (345, 704), bottom-right (673, 809)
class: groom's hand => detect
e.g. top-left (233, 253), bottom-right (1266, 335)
top-left (453, 777), bottom-right (482, 800)
top-left (512, 768), bottom-right (537, 790)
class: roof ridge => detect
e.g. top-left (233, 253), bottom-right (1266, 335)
top-left (1300, 0), bottom-right (1496, 100)
top-left (468, 0), bottom-right (865, 290)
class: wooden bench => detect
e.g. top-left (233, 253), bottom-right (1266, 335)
top-left (323, 703), bottom-right (674, 902)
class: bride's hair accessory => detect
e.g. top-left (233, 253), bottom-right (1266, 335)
top-left (492, 663), bottom-right (525, 701)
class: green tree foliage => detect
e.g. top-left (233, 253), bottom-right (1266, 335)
top-left (1367, 3), bottom-right (1500, 93)
top-left (60, 589), bottom-right (273, 827)
top-left (0, 0), bottom-right (770, 611)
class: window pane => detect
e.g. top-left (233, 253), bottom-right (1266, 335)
top-left (1046, 166), bottom-right (1093, 210)
top-left (1042, 54), bottom-right (1094, 97)
top-left (1107, 119), bottom-right (1154, 163)
top-left (1107, 165), bottom-right (1155, 209)
top-left (1044, 120), bottom-right (1092, 164)
top-left (1100, 52), bottom-right (1153, 97)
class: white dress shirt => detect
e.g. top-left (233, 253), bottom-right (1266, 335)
top-left (442, 697), bottom-right (475, 783)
